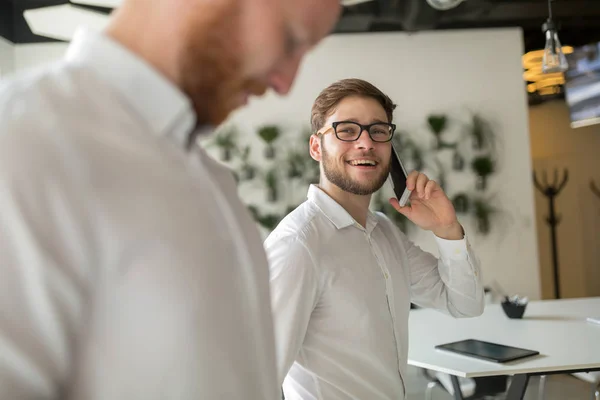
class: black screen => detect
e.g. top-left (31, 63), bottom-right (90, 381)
top-left (389, 144), bottom-right (407, 199)
top-left (435, 339), bottom-right (539, 363)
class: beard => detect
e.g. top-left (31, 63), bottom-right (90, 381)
top-left (321, 139), bottom-right (390, 196)
top-left (177, 1), bottom-right (267, 128)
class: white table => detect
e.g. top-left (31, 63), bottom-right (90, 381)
top-left (408, 297), bottom-right (600, 399)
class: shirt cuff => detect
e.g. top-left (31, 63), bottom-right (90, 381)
top-left (434, 235), bottom-right (469, 261)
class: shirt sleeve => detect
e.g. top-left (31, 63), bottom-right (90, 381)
top-left (265, 236), bottom-right (320, 385)
top-left (0, 143), bottom-right (88, 400)
top-left (404, 229), bottom-right (485, 318)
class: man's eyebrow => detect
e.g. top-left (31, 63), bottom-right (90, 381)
top-left (339, 118), bottom-right (389, 124)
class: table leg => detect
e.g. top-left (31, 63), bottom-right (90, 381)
top-left (506, 374), bottom-right (530, 400)
top-left (450, 375), bottom-right (465, 400)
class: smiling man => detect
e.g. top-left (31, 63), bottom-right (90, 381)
top-left (265, 78), bottom-right (485, 400)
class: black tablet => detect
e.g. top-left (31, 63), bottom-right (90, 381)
top-left (435, 339), bottom-right (540, 363)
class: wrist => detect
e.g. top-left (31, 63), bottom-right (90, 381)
top-left (433, 221), bottom-right (464, 240)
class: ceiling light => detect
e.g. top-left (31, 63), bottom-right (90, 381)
top-left (425, 0), bottom-right (465, 11)
top-left (541, 0), bottom-right (568, 73)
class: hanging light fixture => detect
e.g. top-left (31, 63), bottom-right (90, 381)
top-left (425, 0), bottom-right (465, 11)
top-left (542, 0), bottom-right (568, 73)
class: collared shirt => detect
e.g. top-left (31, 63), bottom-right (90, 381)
top-left (0, 29), bottom-right (279, 400)
top-left (265, 185), bottom-right (484, 400)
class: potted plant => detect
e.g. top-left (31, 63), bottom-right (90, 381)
top-left (213, 126), bottom-right (237, 162)
top-left (286, 149), bottom-right (305, 179)
top-left (258, 125), bottom-right (281, 159)
top-left (452, 150), bottom-right (465, 171)
top-left (247, 205), bottom-right (282, 231)
top-left (452, 193), bottom-right (470, 213)
top-left (471, 155), bottom-right (495, 190)
top-left (264, 168), bottom-right (279, 202)
top-left (427, 114), bottom-right (456, 150)
top-left (258, 213), bottom-right (283, 231)
top-left (395, 136), bottom-right (425, 171)
top-left (472, 197), bottom-right (497, 234)
top-left (468, 113), bottom-right (496, 151)
top-left (238, 145), bottom-right (256, 181)
top-left (433, 159), bottom-right (447, 191)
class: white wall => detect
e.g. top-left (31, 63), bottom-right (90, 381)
top-left (9, 28), bottom-right (542, 300)
top-left (0, 37), bottom-right (14, 80)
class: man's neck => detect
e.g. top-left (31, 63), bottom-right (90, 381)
top-left (318, 181), bottom-right (372, 228)
top-left (104, 2), bottom-right (184, 91)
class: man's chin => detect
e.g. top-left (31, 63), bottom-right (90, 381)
top-left (339, 181), bottom-right (384, 196)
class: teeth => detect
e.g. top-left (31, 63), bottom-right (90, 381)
top-left (350, 160), bottom-right (376, 166)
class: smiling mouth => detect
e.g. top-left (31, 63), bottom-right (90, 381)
top-left (347, 159), bottom-right (379, 168)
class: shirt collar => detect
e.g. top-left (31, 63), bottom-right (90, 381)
top-left (64, 28), bottom-right (196, 148)
top-left (307, 185), bottom-right (379, 233)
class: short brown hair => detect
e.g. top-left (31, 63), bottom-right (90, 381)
top-left (310, 78), bottom-right (396, 133)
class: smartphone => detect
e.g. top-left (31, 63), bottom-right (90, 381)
top-left (388, 143), bottom-right (412, 207)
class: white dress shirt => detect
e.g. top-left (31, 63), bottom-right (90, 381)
top-left (0, 29), bottom-right (279, 400)
top-left (265, 185), bottom-right (484, 400)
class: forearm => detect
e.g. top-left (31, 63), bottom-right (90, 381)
top-left (432, 221), bottom-right (464, 241)
top-left (408, 233), bottom-right (484, 317)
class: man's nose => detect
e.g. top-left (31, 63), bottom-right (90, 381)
top-left (355, 128), bottom-right (375, 150)
top-left (268, 53), bottom-right (303, 95)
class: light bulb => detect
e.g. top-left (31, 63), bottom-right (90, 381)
top-left (542, 20), bottom-right (568, 73)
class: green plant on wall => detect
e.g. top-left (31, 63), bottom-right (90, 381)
top-left (264, 168), bottom-right (279, 202)
top-left (471, 155), bottom-right (495, 190)
top-left (472, 196), bottom-right (498, 234)
top-left (258, 125), bottom-right (281, 159)
top-left (427, 114), bottom-right (457, 150)
top-left (222, 112), bottom-right (501, 237)
top-left (452, 192), bottom-right (470, 214)
top-left (213, 126), bottom-right (238, 161)
top-left (247, 205), bottom-right (282, 231)
top-left (452, 150), bottom-right (465, 171)
top-left (427, 114), bottom-right (447, 149)
top-left (433, 158), bottom-right (447, 191)
top-left (394, 135), bottom-right (426, 172)
top-left (286, 149), bottom-right (305, 179)
top-left (468, 113), bottom-right (496, 151)
top-left (238, 145), bottom-right (256, 181)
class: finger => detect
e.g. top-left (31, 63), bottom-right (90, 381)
top-left (406, 170), bottom-right (419, 191)
top-left (416, 173), bottom-right (429, 198)
top-left (424, 179), bottom-right (438, 200)
top-left (389, 198), bottom-right (412, 217)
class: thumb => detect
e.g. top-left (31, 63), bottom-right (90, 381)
top-left (389, 198), bottom-right (412, 218)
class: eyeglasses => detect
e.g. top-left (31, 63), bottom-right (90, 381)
top-left (320, 121), bottom-right (396, 143)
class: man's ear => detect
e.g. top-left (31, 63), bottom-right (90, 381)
top-left (309, 134), bottom-right (322, 162)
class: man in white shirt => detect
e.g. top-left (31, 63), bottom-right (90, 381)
top-left (265, 78), bottom-right (485, 400)
top-left (0, 0), bottom-right (340, 399)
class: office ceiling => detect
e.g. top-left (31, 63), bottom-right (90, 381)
top-left (1, 0), bottom-right (600, 53)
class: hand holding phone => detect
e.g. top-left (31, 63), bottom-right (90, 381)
top-left (388, 143), bottom-right (411, 207)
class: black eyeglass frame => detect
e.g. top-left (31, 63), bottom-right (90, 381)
top-left (329, 121), bottom-right (396, 143)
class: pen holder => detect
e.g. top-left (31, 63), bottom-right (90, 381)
top-left (501, 300), bottom-right (527, 319)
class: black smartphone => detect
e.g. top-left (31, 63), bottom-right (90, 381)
top-left (388, 142), bottom-right (411, 207)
